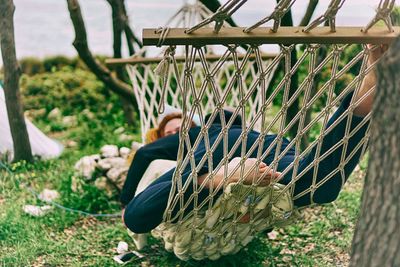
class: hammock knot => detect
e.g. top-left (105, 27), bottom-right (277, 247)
top-left (205, 74), bottom-right (213, 81)
top-left (216, 103), bottom-right (224, 110)
top-left (155, 27), bottom-right (171, 47)
top-left (184, 69), bottom-right (192, 76)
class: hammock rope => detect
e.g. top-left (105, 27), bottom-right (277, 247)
top-left (244, 0), bottom-right (296, 33)
top-left (116, 0), bottom-right (398, 261)
top-left (303, 0), bottom-right (346, 33)
top-left (362, 0), bottom-right (396, 33)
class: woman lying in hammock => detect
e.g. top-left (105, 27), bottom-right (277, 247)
top-left (121, 46), bottom-right (384, 234)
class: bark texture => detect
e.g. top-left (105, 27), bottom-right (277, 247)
top-left (106, 0), bottom-right (136, 125)
top-left (350, 37), bottom-right (400, 267)
top-left (0, 0), bottom-right (33, 163)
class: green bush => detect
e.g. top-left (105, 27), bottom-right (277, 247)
top-left (42, 56), bottom-right (79, 72)
top-left (17, 55), bottom-right (90, 76)
top-left (20, 66), bottom-right (117, 115)
top-left (18, 57), bottom-right (45, 75)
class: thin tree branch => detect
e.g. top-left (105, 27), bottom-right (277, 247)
top-left (199, 0), bottom-right (239, 27)
top-left (66, 0), bottom-right (134, 101)
top-left (300, 0), bottom-right (319, 27)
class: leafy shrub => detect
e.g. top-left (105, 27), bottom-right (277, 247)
top-left (18, 57), bottom-right (45, 75)
top-left (17, 56), bottom-right (88, 76)
top-left (20, 66), bottom-right (117, 115)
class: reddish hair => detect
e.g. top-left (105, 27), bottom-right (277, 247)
top-left (156, 113), bottom-right (196, 139)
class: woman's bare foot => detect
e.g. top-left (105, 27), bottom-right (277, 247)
top-left (210, 157), bottom-right (281, 188)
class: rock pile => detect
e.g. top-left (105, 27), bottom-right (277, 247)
top-left (73, 142), bottom-right (143, 196)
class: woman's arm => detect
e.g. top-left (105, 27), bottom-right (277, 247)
top-left (120, 133), bottom-right (180, 206)
top-left (354, 44), bottom-right (388, 116)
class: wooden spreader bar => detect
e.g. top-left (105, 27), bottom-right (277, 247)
top-left (105, 53), bottom-right (277, 67)
top-left (143, 26), bottom-right (400, 46)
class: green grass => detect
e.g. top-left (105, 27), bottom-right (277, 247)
top-left (0, 132), bottom-right (367, 266)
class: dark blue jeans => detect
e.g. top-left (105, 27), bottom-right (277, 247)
top-left (122, 93), bottom-right (368, 233)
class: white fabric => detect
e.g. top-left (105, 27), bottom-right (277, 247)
top-left (0, 85), bottom-right (63, 161)
top-left (158, 104), bottom-right (201, 126)
top-left (134, 159), bottom-right (177, 197)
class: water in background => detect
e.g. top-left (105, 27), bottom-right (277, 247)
top-left (1, 0), bottom-right (395, 64)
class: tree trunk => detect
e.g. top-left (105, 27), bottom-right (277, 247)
top-left (107, 0), bottom-right (136, 125)
top-left (349, 37), bottom-right (400, 266)
top-left (0, 0), bottom-right (33, 163)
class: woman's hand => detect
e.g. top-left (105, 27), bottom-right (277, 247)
top-left (354, 44), bottom-right (389, 117)
top-left (367, 44), bottom-right (389, 65)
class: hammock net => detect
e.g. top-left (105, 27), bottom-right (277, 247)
top-left (111, 0), bottom-right (398, 261)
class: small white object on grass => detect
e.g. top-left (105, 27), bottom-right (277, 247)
top-left (47, 108), bottom-right (61, 120)
top-left (97, 157), bottom-right (126, 171)
top-left (23, 205), bottom-right (53, 217)
top-left (106, 166), bottom-right (129, 183)
top-left (117, 241), bottom-right (129, 254)
top-left (131, 141), bottom-right (143, 152)
top-left (38, 189), bottom-right (59, 202)
top-left (100, 145), bottom-right (119, 158)
top-left (113, 127), bottom-right (125, 134)
top-left (74, 154), bottom-right (99, 179)
top-left (62, 115), bottom-right (77, 127)
top-left (118, 134), bottom-right (134, 142)
top-left (119, 147), bottom-right (130, 159)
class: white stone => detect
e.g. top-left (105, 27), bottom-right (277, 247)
top-left (70, 176), bottom-right (83, 192)
top-left (118, 134), bottom-right (134, 142)
top-left (100, 145), bottom-right (119, 158)
top-left (106, 166), bottom-right (129, 183)
top-left (116, 241), bottom-right (129, 254)
top-left (97, 157), bottom-right (126, 171)
top-left (82, 109), bottom-right (95, 119)
top-left (24, 108), bottom-right (46, 120)
top-left (114, 127), bottom-right (125, 134)
top-left (38, 189), bottom-right (59, 202)
top-left (23, 205), bottom-right (53, 217)
top-left (119, 147), bottom-right (131, 159)
top-left (65, 140), bottom-right (78, 148)
top-left (74, 154), bottom-right (100, 179)
top-left (131, 141), bottom-right (144, 151)
top-left (62, 115), bottom-right (77, 127)
top-left (94, 176), bottom-right (114, 197)
top-left (48, 108), bottom-right (61, 119)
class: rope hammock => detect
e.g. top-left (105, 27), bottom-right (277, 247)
top-left (112, 0), bottom-right (398, 261)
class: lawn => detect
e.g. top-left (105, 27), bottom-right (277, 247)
top-left (0, 129), bottom-right (367, 266)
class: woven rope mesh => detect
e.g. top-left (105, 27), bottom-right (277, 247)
top-left (145, 43), bottom-right (377, 260)
top-left (126, 53), bottom-right (277, 141)
top-left (164, 43), bottom-right (374, 219)
top-left (121, 0), bottom-right (397, 260)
